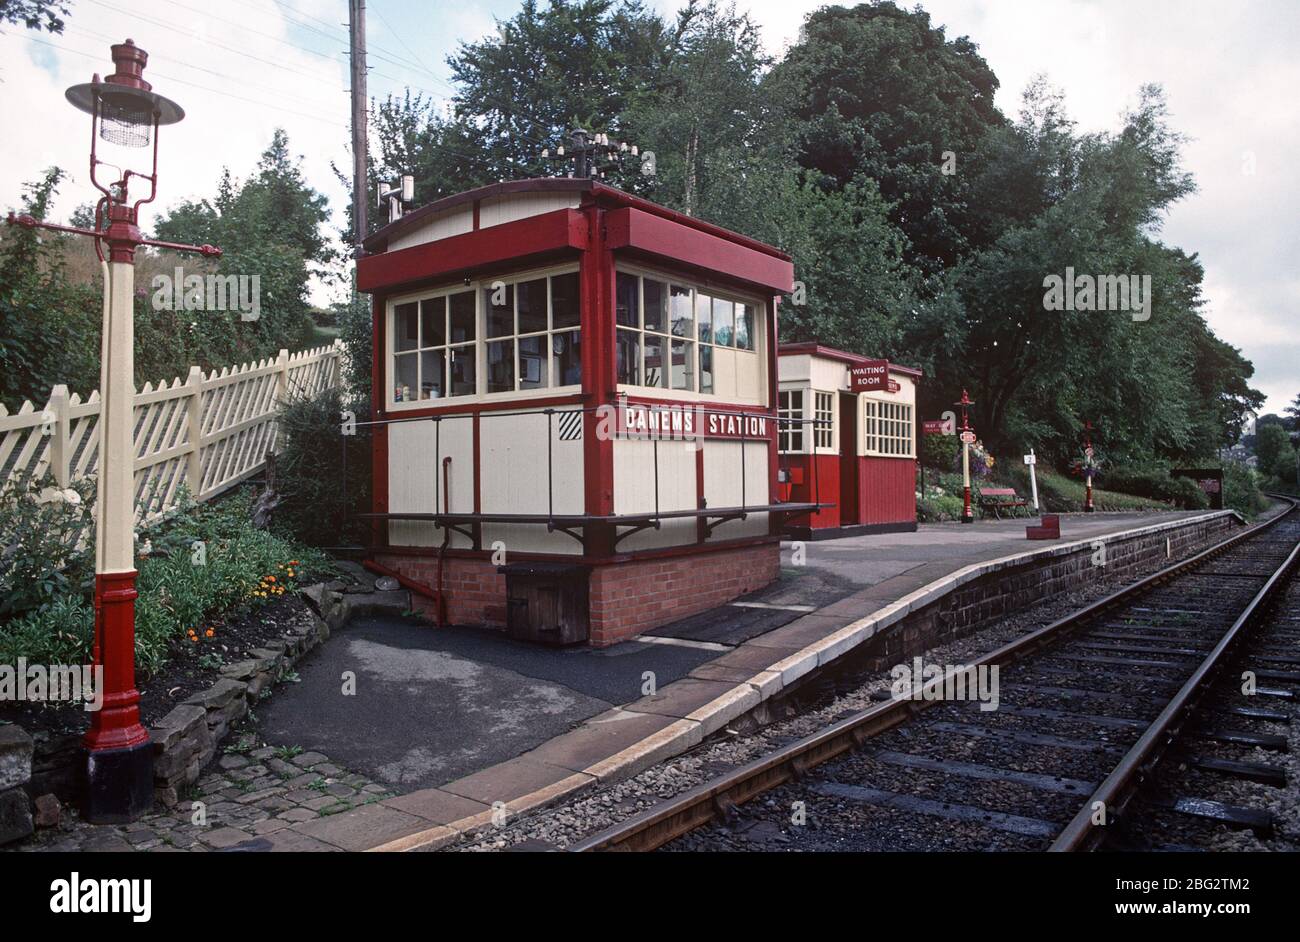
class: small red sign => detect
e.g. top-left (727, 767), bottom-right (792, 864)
top-left (960, 431), bottom-right (976, 444)
top-left (922, 420), bottom-right (948, 435)
top-left (849, 359), bottom-right (890, 392)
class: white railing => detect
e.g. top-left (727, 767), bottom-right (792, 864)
top-left (0, 339), bottom-right (343, 522)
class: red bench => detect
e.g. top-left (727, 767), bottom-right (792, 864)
top-left (976, 487), bottom-right (1028, 519)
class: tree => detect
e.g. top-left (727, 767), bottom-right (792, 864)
top-left (0, 0), bottom-right (68, 32)
top-left (153, 130), bottom-right (334, 366)
top-left (1284, 395), bottom-right (1300, 430)
top-left (622, 1), bottom-right (771, 215)
top-left (1255, 423), bottom-right (1295, 481)
top-left (0, 168), bottom-right (100, 407)
top-left (444, 0), bottom-right (668, 180)
top-left (768, 1), bottom-right (1004, 272)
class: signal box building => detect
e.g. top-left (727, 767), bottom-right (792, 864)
top-left (356, 178), bottom-right (815, 646)
top-left (777, 344), bottom-right (921, 539)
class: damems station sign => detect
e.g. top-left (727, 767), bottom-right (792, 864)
top-left (609, 401), bottom-right (774, 441)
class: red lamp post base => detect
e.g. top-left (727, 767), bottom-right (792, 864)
top-left (83, 570), bottom-right (153, 823)
top-left (961, 486), bottom-right (974, 524)
top-left (84, 740), bottom-right (154, 824)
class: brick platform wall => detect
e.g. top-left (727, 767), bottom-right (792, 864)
top-left (588, 543), bottom-right (781, 646)
top-left (853, 513), bottom-right (1238, 670)
top-left (375, 542), bottom-right (781, 646)
top-left (374, 556), bottom-right (507, 627)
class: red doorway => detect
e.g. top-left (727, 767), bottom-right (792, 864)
top-left (838, 393), bottom-right (859, 525)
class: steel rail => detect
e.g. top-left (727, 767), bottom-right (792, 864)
top-left (1050, 498), bottom-right (1300, 851)
top-left (571, 499), bottom-right (1297, 853)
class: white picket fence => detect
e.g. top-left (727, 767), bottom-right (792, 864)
top-left (0, 339), bottom-right (344, 522)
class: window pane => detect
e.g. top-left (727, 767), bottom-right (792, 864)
top-left (695, 292), bottom-right (712, 343)
top-left (395, 302), bottom-right (419, 351)
top-left (551, 272), bottom-right (580, 329)
top-left (643, 333), bottom-right (667, 388)
top-left (420, 350), bottom-right (445, 400)
top-left (644, 279), bottom-right (668, 333)
top-left (669, 284), bottom-right (692, 337)
top-left (616, 273), bottom-right (638, 327)
top-left (486, 283), bottom-right (514, 338)
top-left (449, 291), bottom-right (475, 343)
top-left (554, 330), bottom-right (582, 386)
top-left (487, 339), bottom-right (515, 392)
top-left (616, 328), bottom-right (641, 385)
top-left (735, 303), bottom-right (754, 350)
top-left (420, 297), bottom-right (446, 348)
top-left (712, 298), bottom-right (734, 346)
top-left (517, 278), bottom-right (548, 334)
top-left (671, 338), bottom-right (693, 390)
top-left (449, 345), bottom-right (475, 396)
top-left (698, 344), bottom-right (713, 394)
top-left (518, 335), bottom-right (549, 390)
top-left (394, 352), bottom-right (418, 401)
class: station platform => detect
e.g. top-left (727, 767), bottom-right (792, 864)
top-left (249, 508), bottom-right (1246, 851)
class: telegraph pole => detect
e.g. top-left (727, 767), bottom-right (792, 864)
top-left (348, 0), bottom-right (368, 251)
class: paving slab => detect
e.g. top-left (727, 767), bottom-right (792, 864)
top-left (381, 788), bottom-right (492, 825)
top-left (524, 708), bottom-right (683, 772)
top-left (292, 803), bottom-right (430, 851)
top-left (437, 756), bottom-right (595, 808)
top-left (623, 677), bottom-right (744, 720)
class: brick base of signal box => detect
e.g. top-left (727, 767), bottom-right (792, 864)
top-left (374, 541), bottom-right (781, 647)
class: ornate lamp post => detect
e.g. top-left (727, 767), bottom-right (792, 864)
top-left (1082, 420), bottom-right (1096, 513)
top-left (956, 390), bottom-right (976, 524)
top-left (6, 39), bottom-right (219, 822)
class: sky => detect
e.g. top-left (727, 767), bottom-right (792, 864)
top-left (1, 0), bottom-right (1295, 414)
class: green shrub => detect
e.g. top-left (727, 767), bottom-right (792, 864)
top-left (917, 493), bottom-right (966, 522)
top-left (0, 474), bottom-right (97, 618)
top-left (0, 593), bottom-right (94, 668)
top-left (273, 387), bottom-right (372, 547)
top-left (921, 433), bottom-right (959, 473)
top-left (1220, 462), bottom-right (1270, 519)
top-left (1, 487), bottom-right (334, 674)
top-left (1001, 464), bottom-right (1165, 513)
top-left (1099, 467), bottom-right (1209, 509)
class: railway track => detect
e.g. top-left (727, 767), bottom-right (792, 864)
top-left (571, 499), bottom-right (1300, 852)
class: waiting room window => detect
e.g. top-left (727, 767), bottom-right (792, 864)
top-left (778, 389), bottom-right (804, 452)
top-left (863, 398), bottom-right (914, 457)
top-left (814, 391), bottom-right (835, 450)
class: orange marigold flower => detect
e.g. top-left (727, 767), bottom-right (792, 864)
top-left (205, 628), bottom-right (215, 638)
top-left (267, 575), bottom-right (276, 583)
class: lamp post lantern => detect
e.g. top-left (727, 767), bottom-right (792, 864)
top-left (956, 390), bottom-right (976, 524)
top-left (7, 39), bottom-right (219, 823)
